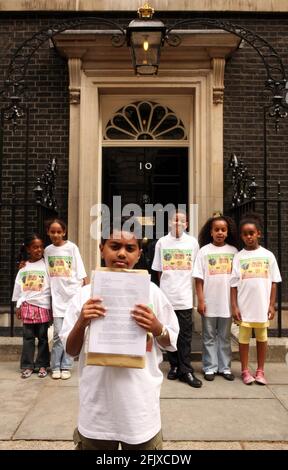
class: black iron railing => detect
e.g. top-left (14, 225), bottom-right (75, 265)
top-left (229, 154), bottom-right (286, 337)
top-left (0, 159), bottom-right (58, 336)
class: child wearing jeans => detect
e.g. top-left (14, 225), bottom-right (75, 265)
top-left (12, 234), bottom-right (52, 378)
top-left (193, 215), bottom-right (238, 381)
top-left (45, 218), bottom-right (87, 379)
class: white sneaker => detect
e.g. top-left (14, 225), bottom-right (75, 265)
top-left (61, 370), bottom-right (71, 380)
top-left (51, 370), bottom-right (61, 379)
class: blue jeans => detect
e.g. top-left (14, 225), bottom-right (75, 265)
top-left (51, 317), bottom-right (73, 371)
top-left (202, 316), bottom-right (232, 374)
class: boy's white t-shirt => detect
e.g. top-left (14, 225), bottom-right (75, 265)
top-left (60, 282), bottom-right (179, 445)
top-left (192, 243), bottom-right (238, 318)
top-left (152, 232), bottom-right (199, 310)
top-left (44, 240), bottom-right (87, 317)
top-left (12, 259), bottom-right (51, 309)
top-left (230, 246), bottom-right (282, 323)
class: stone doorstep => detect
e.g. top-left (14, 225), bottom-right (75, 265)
top-left (231, 324), bottom-right (288, 363)
top-left (0, 336), bottom-right (239, 362)
top-left (1, 332), bottom-right (287, 363)
top-left (0, 337), bottom-right (23, 361)
top-left (0, 336), bottom-right (55, 362)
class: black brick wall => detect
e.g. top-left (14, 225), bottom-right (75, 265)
top-left (0, 14), bottom-right (69, 305)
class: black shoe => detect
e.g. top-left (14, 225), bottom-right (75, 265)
top-left (167, 366), bottom-right (179, 380)
top-left (219, 372), bottom-right (235, 381)
top-left (204, 373), bottom-right (215, 381)
top-left (179, 372), bottom-right (202, 388)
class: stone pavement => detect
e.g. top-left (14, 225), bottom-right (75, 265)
top-left (1, 360), bottom-right (288, 450)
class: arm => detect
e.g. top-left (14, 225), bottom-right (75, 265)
top-left (195, 278), bottom-right (206, 316)
top-left (73, 244), bottom-right (88, 284)
top-left (151, 240), bottom-right (162, 282)
top-left (268, 282), bottom-right (277, 320)
top-left (131, 304), bottom-right (171, 347)
top-left (231, 287), bottom-right (242, 321)
top-left (18, 260), bottom-right (27, 269)
top-left (66, 297), bottom-right (106, 357)
top-left (15, 306), bottom-right (21, 320)
top-left (12, 273), bottom-right (22, 314)
top-left (82, 276), bottom-right (89, 286)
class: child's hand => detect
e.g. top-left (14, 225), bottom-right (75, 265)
top-left (268, 305), bottom-right (275, 320)
top-left (18, 260), bottom-right (26, 269)
top-left (197, 301), bottom-right (206, 316)
top-left (232, 306), bottom-right (242, 322)
top-left (15, 308), bottom-right (21, 320)
top-left (131, 304), bottom-right (162, 337)
top-left (80, 298), bottom-right (106, 327)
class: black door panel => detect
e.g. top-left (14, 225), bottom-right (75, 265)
top-left (102, 147), bottom-right (188, 211)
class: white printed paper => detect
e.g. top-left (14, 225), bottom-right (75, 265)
top-left (88, 270), bottom-right (150, 356)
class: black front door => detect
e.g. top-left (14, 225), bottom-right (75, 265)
top-left (102, 147), bottom-right (188, 273)
top-left (102, 147), bottom-right (188, 212)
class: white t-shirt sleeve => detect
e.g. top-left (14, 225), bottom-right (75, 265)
top-left (60, 286), bottom-right (88, 354)
top-left (192, 250), bottom-right (204, 280)
top-left (230, 255), bottom-right (240, 287)
top-left (12, 272), bottom-right (21, 303)
top-left (151, 284), bottom-right (179, 352)
top-left (270, 254), bottom-right (282, 283)
top-left (193, 239), bottom-right (200, 261)
top-left (151, 240), bottom-right (162, 272)
top-left (73, 245), bottom-right (87, 280)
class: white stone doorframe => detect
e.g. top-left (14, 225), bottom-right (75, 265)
top-left (67, 67), bottom-right (225, 272)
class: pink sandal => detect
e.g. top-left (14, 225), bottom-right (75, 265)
top-left (38, 367), bottom-right (47, 378)
top-left (254, 369), bottom-right (267, 385)
top-left (241, 369), bottom-right (255, 385)
top-left (21, 369), bottom-right (33, 379)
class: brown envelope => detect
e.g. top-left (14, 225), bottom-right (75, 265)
top-left (86, 352), bottom-right (145, 368)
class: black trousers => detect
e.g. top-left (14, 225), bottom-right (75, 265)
top-left (21, 322), bottom-right (50, 369)
top-left (167, 308), bottom-right (194, 375)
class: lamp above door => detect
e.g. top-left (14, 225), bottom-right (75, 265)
top-left (126, 3), bottom-right (166, 76)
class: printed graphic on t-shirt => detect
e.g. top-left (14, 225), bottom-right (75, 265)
top-left (240, 257), bottom-right (269, 279)
top-left (20, 271), bottom-right (45, 291)
top-left (162, 249), bottom-right (192, 270)
top-left (47, 256), bottom-right (72, 277)
top-left (207, 253), bottom-right (234, 275)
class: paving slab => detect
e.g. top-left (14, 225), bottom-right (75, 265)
top-left (164, 441), bottom-right (242, 450)
top-left (0, 361), bottom-right (78, 385)
top-left (0, 440), bottom-right (74, 450)
top-left (161, 398), bottom-right (288, 441)
top-left (1, 379), bottom-right (44, 439)
top-left (0, 361), bottom-right (22, 379)
top-left (14, 386), bottom-right (78, 440)
top-left (242, 441), bottom-right (288, 450)
top-left (161, 362), bottom-right (273, 399)
top-left (45, 371), bottom-right (78, 387)
top-left (2, 362), bottom-right (288, 444)
top-left (250, 362), bottom-right (288, 384)
top-left (268, 385), bottom-right (288, 410)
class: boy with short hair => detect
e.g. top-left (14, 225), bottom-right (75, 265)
top-left (152, 210), bottom-right (202, 388)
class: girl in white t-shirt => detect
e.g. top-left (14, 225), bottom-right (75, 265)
top-left (193, 215), bottom-right (238, 381)
top-left (231, 214), bottom-right (281, 385)
top-left (45, 218), bottom-right (87, 380)
top-left (12, 234), bottom-right (52, 379)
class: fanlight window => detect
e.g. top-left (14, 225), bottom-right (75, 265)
top-left (104, 101), bottom-right (187, 140)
